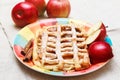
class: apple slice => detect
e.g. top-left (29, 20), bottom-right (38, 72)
top-left (86, 21), bottom-right (107, 44)
top-left (86, 30), bottom-right (101, 44)
top-left (96, 22), bottom-right (106, 41)
top-left (87, 21), bottom-right (102, 36)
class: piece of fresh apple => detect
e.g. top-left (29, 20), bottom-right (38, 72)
top-left (88, 41), bottom-right (113, 64)
top-left (25, 0), bottom-right (46, 16)
top-left (46, 0), bottom-right (71, 18)
top-left (86, 30), bottom-right (101, 44)
top-left (96, 22), bottom-right (106, 41)
top-left (11, 2), bottom-right (39, 27)
top-left (86, 21), bottom-right (106, 44)
top-left (87, 21), bottom-right (102, 36)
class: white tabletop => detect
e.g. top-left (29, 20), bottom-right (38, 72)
top-left (0, 0), bottom-right (120, 80)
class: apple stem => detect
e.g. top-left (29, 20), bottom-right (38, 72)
top-left (105, 26), bottom-right (108, 28)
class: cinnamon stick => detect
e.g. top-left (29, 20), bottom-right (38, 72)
top-left (21, 39), bottom-right (33, 56)
top-left (23, 47), bottom-right (33, 62)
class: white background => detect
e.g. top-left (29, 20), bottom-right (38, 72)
top-left (0, 0), bottom-right (120, 80)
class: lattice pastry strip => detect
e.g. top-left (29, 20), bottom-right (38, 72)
top-left (32, 24), bottom-right (91, 72)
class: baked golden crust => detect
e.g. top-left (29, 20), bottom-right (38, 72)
top-left (32, 24), bottom-right (91, 72)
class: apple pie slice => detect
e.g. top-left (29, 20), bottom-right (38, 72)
top-left (32, 24), bottom-right (91, 71)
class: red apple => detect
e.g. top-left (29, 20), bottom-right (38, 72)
top-left (46, 0), bottom-right (71, 18)
top-left (88, 41), bottom-right (113, 64)
top-left (86, 21), bottom-right (107, 44)
top-left (11, 2), bottom-right (38, 27)
top-left (25, 0), bottom-right (46, 16)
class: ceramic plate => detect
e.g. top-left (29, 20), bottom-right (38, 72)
top-left (13, 18), bottom-right (112, 77)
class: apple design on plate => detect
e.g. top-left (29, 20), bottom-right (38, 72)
top-left (25, 0), bottom-right (46, 16)
top-left (86, 21), bottom-right (107, 44)
top-left (46, 0), bottom-right (71, 18)
top-left (11, 2), bottom-right (39, 27)
top-left (88, 41), bottom-right (113, 64)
